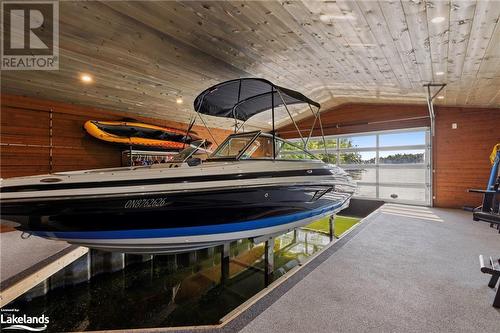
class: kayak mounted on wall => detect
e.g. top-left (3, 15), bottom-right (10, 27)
top-left (84, 120), bottom-right (203, 150)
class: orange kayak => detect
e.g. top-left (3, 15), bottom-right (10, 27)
top-left (84, 120), bottom-right (201, 150)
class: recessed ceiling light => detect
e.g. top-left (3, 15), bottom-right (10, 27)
top-left (344, 43), bottom-right (376, 47)
top-left (80, 74), bottom-right (93, 83)
top-left (176, 98), bottom-right (183, 104)
top-left (319, 14), bottom-right (356, 23)
top-left (437, 95), bottom-right (444, 99)
top-left (431, 16), bottom-right (445, 24)
top-left (435, 71), bottom-right (445, 76)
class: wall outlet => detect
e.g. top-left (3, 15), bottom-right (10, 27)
top-left (452, 123), bottom-right (458, 129)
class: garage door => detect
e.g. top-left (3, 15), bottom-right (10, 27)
top-left (287, 128), bottom-right (431, 206)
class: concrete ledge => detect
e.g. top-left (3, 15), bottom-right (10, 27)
top-left (0, 245), bottom-right (88, 307)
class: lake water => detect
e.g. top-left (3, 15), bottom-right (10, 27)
top-left (5, 228), bottom-right (335, 332)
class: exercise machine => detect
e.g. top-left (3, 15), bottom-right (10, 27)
top-left (468, 144), bottom-right (500, 232)
top-left (479, 255), bottom-right (500, 308)
top-left (473, 145), bottom-right (500, 308)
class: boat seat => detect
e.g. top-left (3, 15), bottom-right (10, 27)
top-left (150, 161), bottom-right (202, 169)
top-left (150, 163), bottom-right (171, 169)
top-left (186, 157), bottom-right (202, 166)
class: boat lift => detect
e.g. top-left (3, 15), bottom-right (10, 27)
top-left (423, 83), bottom-right (446, 207)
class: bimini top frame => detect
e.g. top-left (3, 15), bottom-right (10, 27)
top-left (192, 78), bottom-right (328, 159)
top-left (193, 78), bottom-right (320, 121)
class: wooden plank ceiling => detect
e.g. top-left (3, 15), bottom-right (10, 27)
top-left (1, 0), bottom-right (499, 130)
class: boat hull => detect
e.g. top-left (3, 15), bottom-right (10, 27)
top-left (1, 160), bottom-right (355, 253)
top-left (20, 196), bottom-right (350, 254)
top-left (2, 183), bottom-right (341, 219)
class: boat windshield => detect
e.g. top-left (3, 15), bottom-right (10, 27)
top-left (274, 139), bottom-right (317, 160)
top-left (170, 140), bottom-right (210, 163)
top-left (209, 132), bottom-right (318, 161)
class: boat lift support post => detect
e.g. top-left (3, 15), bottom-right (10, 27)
top-left (424, 83), bottom-right (446, 207)
top-left (221, 242), bottom-right (231, 284)
top-left (264, 237), bottom-right (275, 286)
top-left (252, 233), bottom-right (280, 286)
top-left (329, 214), bottom-right (337, 241)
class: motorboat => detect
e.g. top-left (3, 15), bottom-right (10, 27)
top-left (0, 78), bottom-right (356, 253)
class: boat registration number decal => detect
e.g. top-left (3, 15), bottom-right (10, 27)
top-left (124, 198), bottom-right (168, 209)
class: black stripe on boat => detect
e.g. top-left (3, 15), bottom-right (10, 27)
top-left (0, 169), bottom-right (334, 193)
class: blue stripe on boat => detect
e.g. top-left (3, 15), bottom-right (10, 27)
top-left (30, 201), bottom-right (343, 240)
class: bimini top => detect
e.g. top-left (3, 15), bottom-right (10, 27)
top-left (193, 78), bottom-right (320, 121)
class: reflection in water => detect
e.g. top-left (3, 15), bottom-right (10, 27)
top-left (6, 228), bottom-right (334, 332)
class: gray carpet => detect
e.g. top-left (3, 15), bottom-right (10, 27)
top-left (0, 229), bottom-right (69, 283)
top-left (240, 205), bottom-right (500, 333)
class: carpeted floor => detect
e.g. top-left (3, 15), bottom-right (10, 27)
top-left (240, 205), bottom-right (500, 333)
top-left (0, 228), bottom-right (69, 284)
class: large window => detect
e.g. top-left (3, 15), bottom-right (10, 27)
top-left (288, 128), bottom-right (431, 206)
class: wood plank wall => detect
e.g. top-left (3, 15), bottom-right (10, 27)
top-left (0, 94), bottom-right (231, 178)
top-left (434, 106), bottom-right (500, 208)
top-left (278, 103), bottom-right (500, 209)
top-left (278, 103), bottom-right (430, 138)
